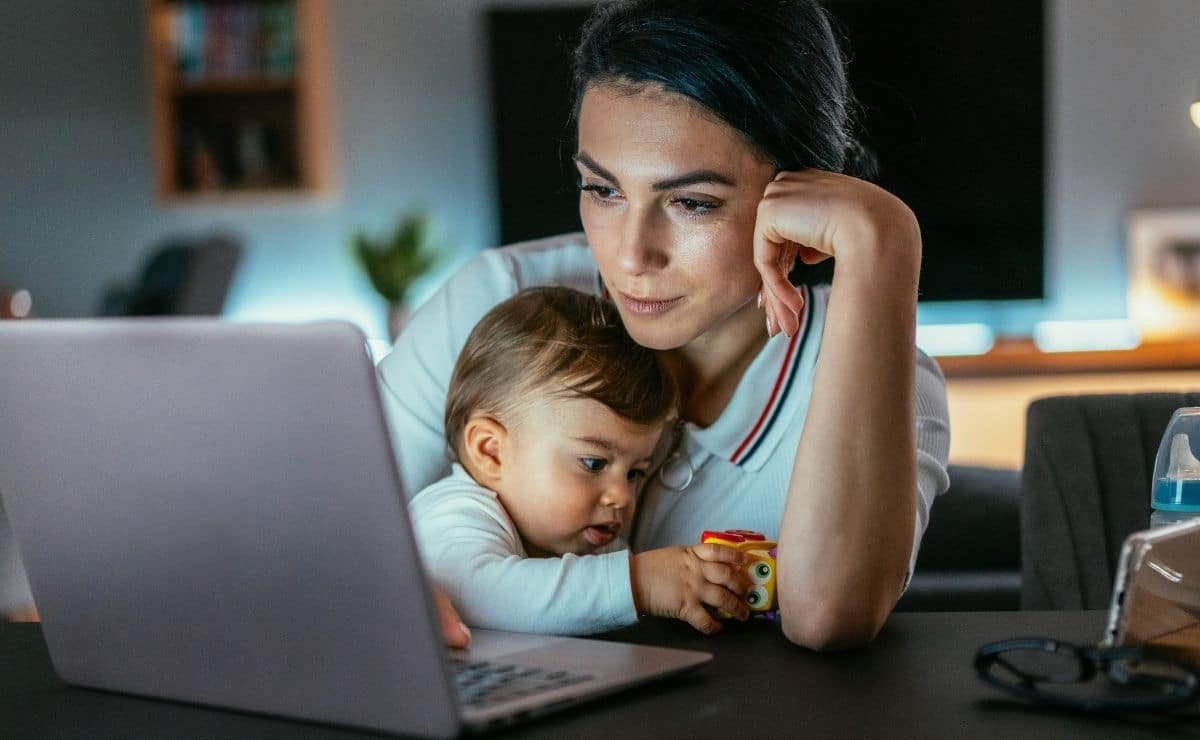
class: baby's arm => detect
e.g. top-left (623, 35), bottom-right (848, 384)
top-left (410, 479), bottom-right (637, 635)
top-left (437, 548), bottom-right (637, 635)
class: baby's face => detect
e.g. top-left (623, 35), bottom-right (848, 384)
top-left (496, 395), bottom-right (665, 557)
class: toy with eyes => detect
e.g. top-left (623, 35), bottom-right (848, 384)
top-left (699, 529), bottom-right (778, 616)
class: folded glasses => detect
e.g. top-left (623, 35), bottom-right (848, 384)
top-left (974, 638), bottom-right (1198, 712)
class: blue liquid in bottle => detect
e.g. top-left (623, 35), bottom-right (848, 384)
top-left (1151, 478), bottom-right (1200, 527)
top-left (1152, 478), bottom-right (1200, 510)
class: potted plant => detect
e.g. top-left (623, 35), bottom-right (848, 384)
top-left (352, 212), bottom-right (440, 340)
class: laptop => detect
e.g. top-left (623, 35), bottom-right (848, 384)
top-left (0, 319), bottom-right (711, 737)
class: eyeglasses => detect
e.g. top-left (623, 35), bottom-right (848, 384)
top-left (974, 638), bottom-right (1199, 712)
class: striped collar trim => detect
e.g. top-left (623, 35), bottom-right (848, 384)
top-left (597, 274), bottom-right (815, 471)
top-left (728, 285), bottom-right (814, 467)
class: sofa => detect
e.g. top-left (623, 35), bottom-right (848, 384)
top-left (894, 464), bottom-right (1021, 612)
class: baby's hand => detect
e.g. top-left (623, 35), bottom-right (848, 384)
top-left (630, 544), bottom-right (751, 634)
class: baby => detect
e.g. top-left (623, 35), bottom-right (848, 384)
top-left (409, 286), bottom-right (749, 635)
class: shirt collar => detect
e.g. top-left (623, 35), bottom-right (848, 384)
top-left (687, 285), bottom-right (817, 471)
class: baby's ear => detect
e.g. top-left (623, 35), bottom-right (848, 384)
top-left (462, 416), bottom-right (507, 486)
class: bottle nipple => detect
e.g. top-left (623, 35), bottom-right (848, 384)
top-left (1166, 432), bottom-right (1200, 480)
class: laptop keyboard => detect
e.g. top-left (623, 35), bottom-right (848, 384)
top-left (449, 658), bottom-right (595, 709)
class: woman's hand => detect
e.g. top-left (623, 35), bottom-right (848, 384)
top-left (434, 585), bottom-right (472, 649)
top-left (629, 544), bottom-right (751, 634)
top-left (753, 170), bottom-right (921, 338)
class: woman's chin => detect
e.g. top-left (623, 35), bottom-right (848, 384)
top-left (622, 320), bottom-right (692, 351)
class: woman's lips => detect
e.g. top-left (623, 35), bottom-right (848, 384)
top-left (618, 291), bottom-right (683, 315)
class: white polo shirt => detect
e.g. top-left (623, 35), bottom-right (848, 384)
top-left (377, 232), bottom-right (950, 583)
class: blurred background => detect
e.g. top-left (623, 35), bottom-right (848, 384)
top-left (4, 0), bottom-right (1200, 338)
top-left (3, 0), bottom-right (1200, 611)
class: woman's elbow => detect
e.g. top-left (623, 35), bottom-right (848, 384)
top-left (778, 593), bottom-right (893, 651)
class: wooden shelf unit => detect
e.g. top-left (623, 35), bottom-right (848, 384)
top-left (937, 337), bottom-right (1200, 378)
top-left (145, 0), bottom-right (335, 201)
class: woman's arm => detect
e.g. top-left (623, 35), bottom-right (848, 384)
top-left (377, 253), bottom-right (520, 499)
top-left (755, 170), bottom-right (938, 649)
top-left (377, 235), bottom-right (596, 499)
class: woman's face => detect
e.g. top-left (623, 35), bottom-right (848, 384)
top-left (575, 84), bottom-right (777, 351)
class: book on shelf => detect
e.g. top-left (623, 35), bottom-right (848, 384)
top-left (166, 1), bottom-right (297, 81)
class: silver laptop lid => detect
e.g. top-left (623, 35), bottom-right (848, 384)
top-left (0, 320), bottom-right (460, 737)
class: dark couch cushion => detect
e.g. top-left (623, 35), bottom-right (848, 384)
top-left (917, 465), bottom-right (1020, 572)
top-left (895, 464), bottom-right (1021, 612)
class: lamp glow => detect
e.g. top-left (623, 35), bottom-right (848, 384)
top-left (7, 289), bottom-right (31, 318)
top-left (915, 323), bottom-right (995, 357)
top-left (1191, 101), bottom-right (1200, 129)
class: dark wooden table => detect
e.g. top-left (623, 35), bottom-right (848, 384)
top-left (3, 610), bottom-right (1198, 739)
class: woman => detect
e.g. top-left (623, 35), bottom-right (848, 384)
top-left (379, 0), bottom-right (949, 650)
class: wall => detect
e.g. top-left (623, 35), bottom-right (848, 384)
top-left (2, 1), bottom-right (1199, 338)
top-left (0, 0), bottom-right (558, 336)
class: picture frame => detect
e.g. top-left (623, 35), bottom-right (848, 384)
top-left (1127, 209), bottom-right (1200, 340)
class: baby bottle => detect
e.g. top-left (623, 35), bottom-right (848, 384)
top-left (1150, 407), bottom-right (1200, 528)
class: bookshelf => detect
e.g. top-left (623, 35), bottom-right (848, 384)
top-left (146, 0), bottom-right (335, 201)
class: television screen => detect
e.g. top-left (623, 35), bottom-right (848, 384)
top-left (486, 1), bottom-right (1044, 302)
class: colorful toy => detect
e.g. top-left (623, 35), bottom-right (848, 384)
top-left (700, 529), bottom-right (778, 616)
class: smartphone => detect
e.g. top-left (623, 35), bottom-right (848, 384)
top-left (1103, 517), bottom-right (1200, 665)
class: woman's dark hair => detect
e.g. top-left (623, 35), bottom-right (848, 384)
top-left (571, 0), bottom-right (875, 284)
top-left (571, 0), bottom-right (875, 179)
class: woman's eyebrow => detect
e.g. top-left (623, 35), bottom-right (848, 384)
top-left (574, 151), bottom-right (735, 191)
top-left (574, 152), bottom-right (621, 186)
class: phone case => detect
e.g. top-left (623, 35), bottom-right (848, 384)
top-left (1103, 518), bottom-right (1200, 665)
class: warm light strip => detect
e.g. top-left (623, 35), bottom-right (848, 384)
top-left (1032, 319), bottom-right (1141, 353)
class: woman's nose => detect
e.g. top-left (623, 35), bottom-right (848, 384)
top-left (617, 210), bottom-right (667, 275)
